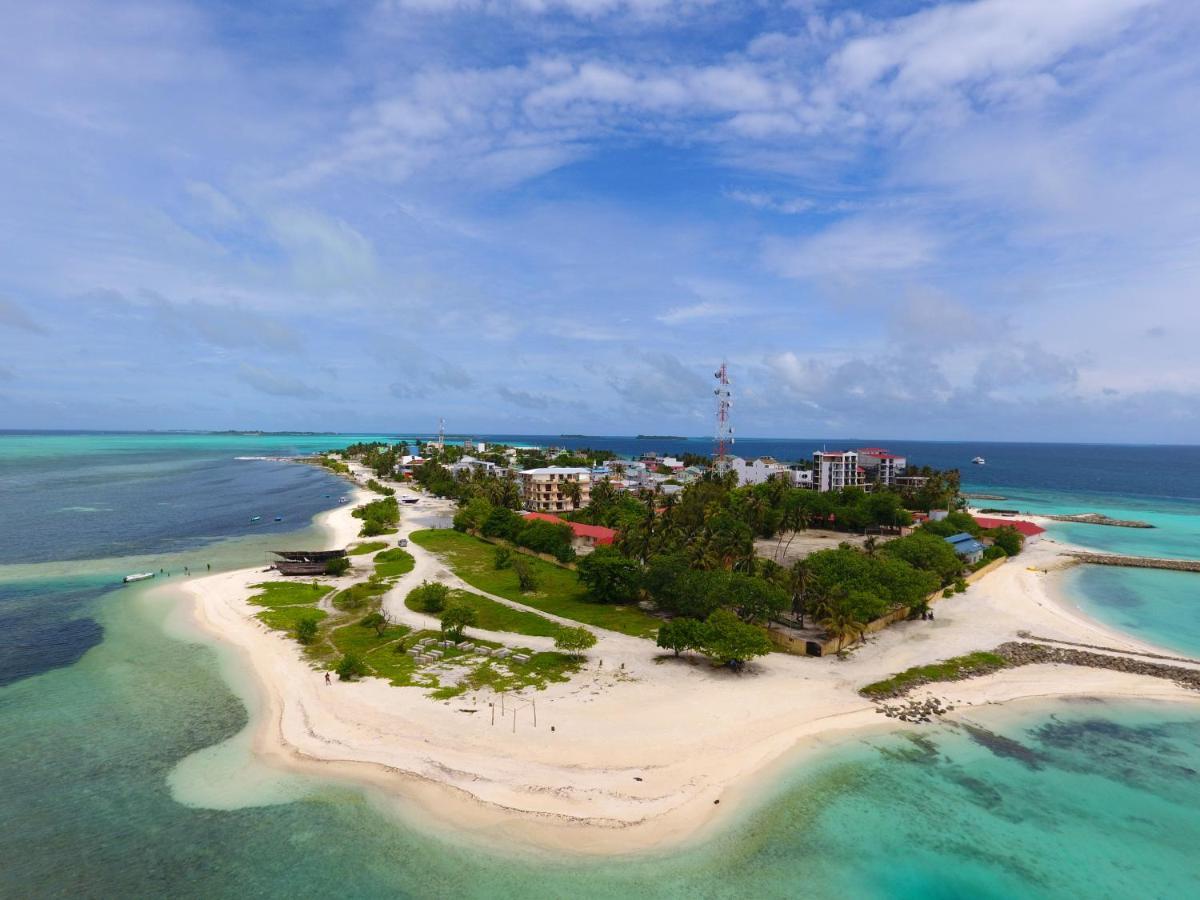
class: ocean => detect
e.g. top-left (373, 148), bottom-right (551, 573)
top-left (1, 431), bottom-right (1198, 898)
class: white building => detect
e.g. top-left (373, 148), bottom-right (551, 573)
top-left (813, 450), bottom-right (860, 492)
top-left (857, 448), bottom-right (907, 486)
top-left (725, 456), bottom-right (789, 486)
top-left (519, 467), bottom-right (592, 512)
top-left (786, 467), bottom-right (814, 488)
top-left (447, 455), bottom-right (500, 477)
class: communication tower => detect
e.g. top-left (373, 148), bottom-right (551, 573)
top-left (713, 362), bottom-right (733, 464)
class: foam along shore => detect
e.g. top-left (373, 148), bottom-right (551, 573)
top-left (174, 487), bottom-right (1200, 856)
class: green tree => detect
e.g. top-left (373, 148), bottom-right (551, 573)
top-left (656, 618), bottom-right (702, 657)
top-left (440, 601), bottom-right (477, 642)
top-left (988, 526), bottom-right (1023, 557)
top-left (725, 573), bottom-right (789, 625)
top-left (454, 497), bottom-right (493, 532)
top-left (513, 558), bottom-right (539, 593)
top-left (554, 626), bottom-right (597, 657)
top-left (493, 546), bottom-right (513, 570)
top-left (408, 580), bottom-right (450, 613)
top-left (359, 611), bottom-right (389, 637)
top-left (576, 546), bottom-right (642, 604)
top-left (563, 479), bottom-right (583, 510)
top-left (336, 652), bottom-right (369, 681)
top-left (295, 616), bottom-right (320, 645)
top-left (698, 609), bottom-right (773, 671)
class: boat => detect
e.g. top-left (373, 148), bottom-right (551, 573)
top-left (273, 516), bottom-right (283, 522)
top-left (339, 496), bottom-right (348, 502)
top-left (123, 572), bottom-right (155, 584)
top-left (972, 456), bottom-right (986, 465)
top-left (250, 515), bottom-right (262, 522)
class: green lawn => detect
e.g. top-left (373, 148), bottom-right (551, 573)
top-left (248, 581), bottom-right (332, 607)
top-left (331, 579), bottom-right (390, 611)
top-left (374, 548), bottom-right (415, 579)
top-left (257, 605), bottom-right (327, 634)
top-left (347, 541), bottom-right (388, 556)
top-left (860, 651), bottom-right (1010, 698)
top-left (328, 618), bottom-right (419, 686)
top-left (405, 588), bottom-right (564, 638)
top-left (409, 529), bottom-right (658, 638)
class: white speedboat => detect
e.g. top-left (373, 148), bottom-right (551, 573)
top-left (972, 456), bottom-right (986, 465)
top-left (123, 572), bottom-right (155, 584)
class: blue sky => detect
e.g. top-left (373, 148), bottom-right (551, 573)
top-left (2, 0), bottom-right (1199, 441)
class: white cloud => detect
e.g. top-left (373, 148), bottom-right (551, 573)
top-left (764, 218), bottom-right (940, 281)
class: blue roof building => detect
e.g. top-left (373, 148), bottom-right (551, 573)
top-left (944, 532), bottom-right (985, 564)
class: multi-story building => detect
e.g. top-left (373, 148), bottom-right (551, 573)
top-left (857, 447), bottom-right (907, 486)
top-left (726, 456), bottom-right (790, 486)
top-left (813, 450), bottom-right (860, 492)
top-left (519, 467), bottom-right (592, 512)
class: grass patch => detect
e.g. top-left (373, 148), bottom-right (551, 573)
top-left (331, 579), bottom-right (390, 611)
top-left (374, 548), bottom-right (415, 579)
top-left (406, 588), bottom-right (563, 638)
top-left (257, 605), bottom-right (327, 634)
top-left (248, 581), bottom-right (333, 607)
top-left (348, 541), bottom-right (388, 556)
top-left (860, 652), bottom-right (1010, 698)
top-left (328, 619), bottom-right (420, 686)
top-left (409, 529), bottom-right (658, 638)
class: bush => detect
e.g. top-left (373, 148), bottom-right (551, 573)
top-left (698, 609), bottom-right (772, 670)
top-left (336, 653), bottom-right (369, 681)
top-left (554, 626), bottom-right (597, 657)
top-left (331, 580), bottom-right (388, 611)
top-left (408, 581), bottom-right (450, 613)
top-left (513, 558), bottom-right (538, 593)
top-left (440, 601), bottom-right (477, 641)
top-left (576, 546), bottom-right (641, 604)
top-left (656, 618), bottom-right (702, 657)
top-left (954, 578), bottom-right (967, 594)
top-left (324, 556), bottom-right (350, 576)
top-left (295, 616), bottom-right (320, 645)
top-left (493, 547), bottom-right (513, 570)
top-left (366, 479), bottom-right (395, 496)
top-left (359, 611), bottom-right (388, 636)
top-left (988, 526), bottom-right (1023, 557)
top-left (943, 588), bottom-right (954, 598)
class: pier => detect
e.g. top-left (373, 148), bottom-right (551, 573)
top-left (1066, 552), bottom-right (1200, 573)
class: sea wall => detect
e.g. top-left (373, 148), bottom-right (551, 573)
top-left (1066, 552), bottom-right (1200, 573)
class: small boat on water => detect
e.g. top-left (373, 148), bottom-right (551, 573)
top-left (123, 572), bottom-right (155, 584)
top-left (274, 516), bottom-right (283, 522)
top-left (972, 456), bottom-right (986, 465)
top-left (339, 496), bottom-right (348, 502)
top-left (250, 515), bottom-right (262, 522)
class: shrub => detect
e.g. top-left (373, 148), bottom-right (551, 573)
top-left (554, 626), bottom-right (597, 657)
top-left (359, 611), bottom-right (388, 636)
top-left (440, 601), bottom-right (477, 642)
top-left (408, 580), bottom-right (450, 613)
top-left (697, 609), bottom-right (772, 670)
top-left (336, 653), bottom-right (369, 681)
top-left (493, 547), bottom-right (513, 570)
top-left (954, 578), bottom-right (967, 594)
top-left (513, 558), bottom-right (538, 593)
top-left (295, 616), bottom-right (320, 645)
top-left (656, 618), bottom-right (702, 657)
top-left (988, 526), bottom-right (1023, 557)
top-left (324, 556), bottom-right (351, 576)
top-left (576, 546), bottom-right (641, 604)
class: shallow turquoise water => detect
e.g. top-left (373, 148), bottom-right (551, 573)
top-left (1068, 566), bottom-right (1200, 658)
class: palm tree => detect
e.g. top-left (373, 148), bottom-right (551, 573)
top-left (863, 535), bottom-right (878, 558)
top-left (786, 560), bottom-right (811, 626)
top-left (563, 479), bottom-right (583, 510)
top-left (820, 607), bottom-right (867, 652)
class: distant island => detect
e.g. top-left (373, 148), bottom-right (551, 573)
top-left (636, 434), bottom-right (686, 440)
top-left (559, 434), bottom-right (589, 438)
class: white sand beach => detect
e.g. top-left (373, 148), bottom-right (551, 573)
top-left (173, 483), bottom-right (1200, 855)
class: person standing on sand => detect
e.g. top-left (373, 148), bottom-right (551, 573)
top-left (325, 672), bottom-right (331, 686)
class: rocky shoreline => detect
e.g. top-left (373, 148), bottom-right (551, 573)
top-left (1038, 513), bottom-right (1154, 528)
top-left (866, 641), bottom-right (1200, 710)
top-left (1065, 552), bottom-right (1200, 572)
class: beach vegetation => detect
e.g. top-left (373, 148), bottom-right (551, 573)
top-left (860, 652), bottom-right (1010, 697)
top-left (554, 626), bottom-right (597, 657)
top-left (440, 600), bottom-right (477, 642)
top-left (366, 478), bottom-right (395, 496)
top-left (248, 581), bottom-right (333, 607)
top-left (986, 526), bottom-right (1023, 557)
top-left (353, 496), bottom-right (400, 537)
top-left (347, 541), bottom-right (387, 556)
top-left (408, 580), bottom-right (450, 613)
top-left (576, 546), bottom-right (641, 604)
top-left (336, 652), bottom-right (370, 681)
top-left (359, 611), bottom-right (389, 637)
top-left (332, 580), bottom-right (389, 611)
top-left (373, 547), bottom-right (415, 579)
top-left (295, 615), bottom-right (321, 644)
top-left (698, 609), bottom-right (773, 670)
top-left (409, 529), bottom-right (659, 637)
top-left (318, 455), bottom-right (349, 474)
top-left (656, 618), bottom-right (703, 657)
top-left (324, 556), bottom-right (351, 576)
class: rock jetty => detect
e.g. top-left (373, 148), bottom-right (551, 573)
top-left (875, 697), bottom-right (952, 723)
top-left (1038, 512), bottom-right (1153, 528)
top-left (1065, 552), bottom-right (1200, 573)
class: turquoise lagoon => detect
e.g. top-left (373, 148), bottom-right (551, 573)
top-left (2, 433), bottom-right (1200, 897)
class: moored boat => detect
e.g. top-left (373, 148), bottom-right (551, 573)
top-left (972, 456), bottom-right (986, 465)
top-left (123, 572), bottom-right (155, 584)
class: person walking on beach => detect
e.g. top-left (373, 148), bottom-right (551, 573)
top-left (325, 672), bottom-right (331, 686)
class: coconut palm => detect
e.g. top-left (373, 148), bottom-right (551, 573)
top-left (563, 480), bottom-right (583, 510)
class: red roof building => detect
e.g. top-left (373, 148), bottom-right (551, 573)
top-left (972, 516), bottom-right (1046, 539)
top-left (522, 512), bottom-right (617, 547)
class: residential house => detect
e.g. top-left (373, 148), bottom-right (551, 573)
top-left (944, 532), bottom-right (985, 564)
top-left (522, 512), bottom-right (616, 554)
top-left (813, 450), bottom-right (860, 492)
top-left (972, 516), bottom-right (1046, 545)
top-left (519, 467), bottom-right (592, 512)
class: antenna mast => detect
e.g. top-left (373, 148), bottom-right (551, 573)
top-left (437, 417), bottom-right (445, 451)
top-left (713, 362), bottom-right (733, 464)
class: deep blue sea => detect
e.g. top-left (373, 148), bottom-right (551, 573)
top-left (2, 432), bottom-right (1199, 898)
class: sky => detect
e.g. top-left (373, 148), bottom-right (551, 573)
top-left (1, 0), bottom-right (1199, 442)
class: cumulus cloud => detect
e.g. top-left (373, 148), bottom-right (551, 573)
top-left (235, 364), bottom-right (322, 398)
top-left (764, 218), bottom-right (940, 281)
top-left (0, 297), bottom-right (48, 334)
